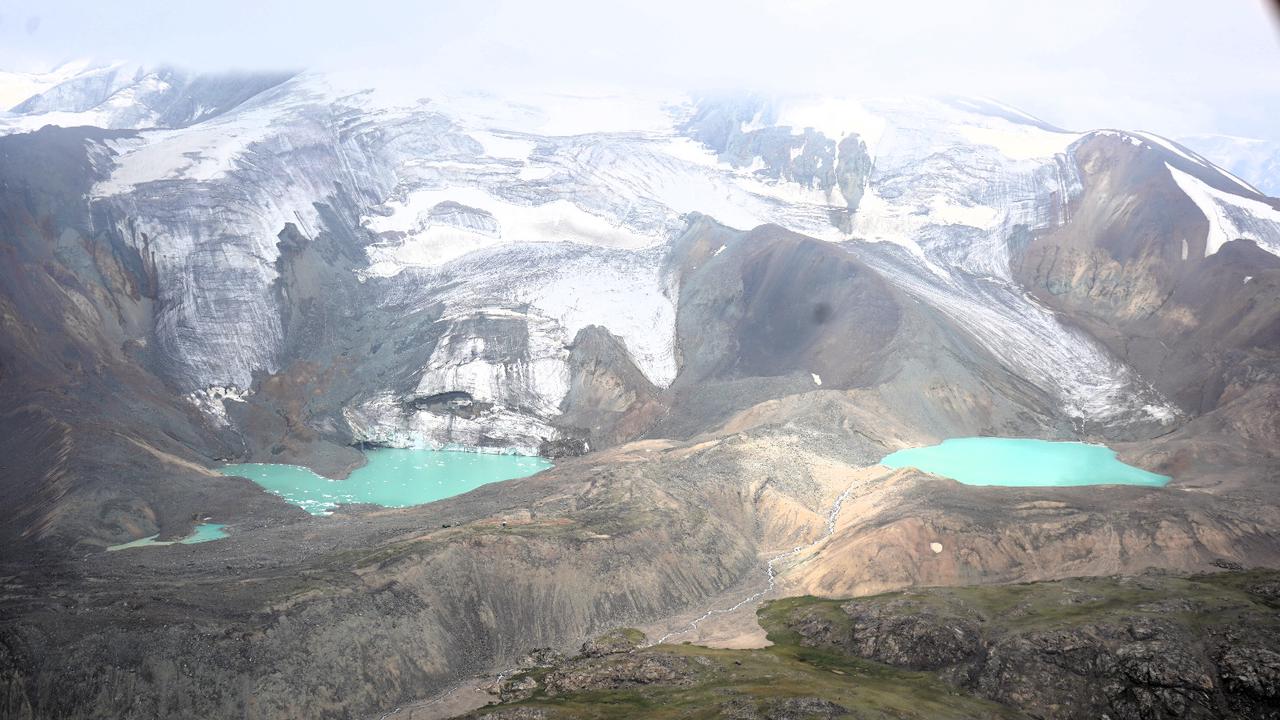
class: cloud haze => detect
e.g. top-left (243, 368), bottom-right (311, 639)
top-left (1, 0), bottom-right (1278, 139)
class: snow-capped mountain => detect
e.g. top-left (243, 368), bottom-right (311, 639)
top-left (0, 60), bottom-right (106, 110)
top-left (4, 64), bottom-right (1279, 453)
top-left (0, 60), bottom-right (292, 134)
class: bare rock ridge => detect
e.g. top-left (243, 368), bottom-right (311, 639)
top-left (554, 325), bottom-right (661, 451)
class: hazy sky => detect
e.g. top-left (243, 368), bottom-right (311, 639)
top-left (1, 0), bottom-right (1278, 139)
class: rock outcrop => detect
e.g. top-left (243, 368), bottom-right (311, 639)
top-left (773, 570), bottom-right (1280, 720)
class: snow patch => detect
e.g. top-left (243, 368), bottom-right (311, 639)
top-left (517, 165), bottom-right (557, 181)
top-left (520, 254), bottom-right (677, 388)
top-left (92, 103), bottom-right (282, 196)
top-left (739, 110), bottom-right (768, 134)
top-left (188, 385), bottom-right (251, 426)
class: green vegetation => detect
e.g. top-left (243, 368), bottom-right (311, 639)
top-left (761, 569), bottom-right (1280, 639)
top-left (469, 570), bottom-right (1280, 719)
top-left (469, 634), bottom-right (1026, 719)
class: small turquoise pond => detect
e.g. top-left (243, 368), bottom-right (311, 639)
top-left (880, 437), bottom-right (1170, 487)
top-left (107, 522), bottom-right (228, 551)
top-left (220, 448), bottom-right (552, 515)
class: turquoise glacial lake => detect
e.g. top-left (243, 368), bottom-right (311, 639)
top-left (221, 448), bottom-right (552, 515)
top-left (107, 522), bottom-right (228, 551)
top-left (880, 437), bottom-right (1170, 487)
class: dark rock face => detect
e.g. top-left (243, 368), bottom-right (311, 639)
top-left (1250, 581), bottom-right (1280, 607)
top-left (497, 675), bottom-right (539, 703)
top-left (835, 134), bottom-right (873, 215)
top-left (679, 95), bottom-right (858, 210)
top-left (577, 628), bottom-right (647, 658)
top-left (838, 601), bottom-right (982, 670)
top-left (536, 437), bottom-right (589, 458)
top-left (516, 648), bottom-right (566, 669)
top-left (721, 696), bottom-right (852, 720)
top-left (412, 390), bottom-right (486, 416)
top-left (760, 697), bottom-right (851, 720)
top-left (491, 628), bottom-right (691, 702)
top-left (0, 126), bottom-right (281, 552)
top-left (1217, 647), bottom-right (1280, 713)
top-left (543, 653), bottom-right (694, 697)
top-left (0, 443), bottom-right (775, 720)
top-left (673, 223), bottom-right (900, 387)
top-left (556, 325), bottom-right (661, 449)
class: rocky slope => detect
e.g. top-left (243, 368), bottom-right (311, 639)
top-left (1015, 131), bottom-right (1280, 419)
top-left (771, 569), bottom-right (1280, 720)
top-left (461, 569), bottom-right (1280, 720)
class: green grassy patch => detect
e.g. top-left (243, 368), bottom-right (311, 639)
top-left (471, 627), bottom-right (1026, 719)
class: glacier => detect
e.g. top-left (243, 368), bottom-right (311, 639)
top-left (10, 65), bottom-right (1280, 449)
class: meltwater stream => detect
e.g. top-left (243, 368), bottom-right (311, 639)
top-left (654, 477), bottom-right (862, 645)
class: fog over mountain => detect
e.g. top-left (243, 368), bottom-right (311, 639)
top-left (2, 4), bottom-right (1280, 720)
top-left (3, 0), bottom-right (1280, 137)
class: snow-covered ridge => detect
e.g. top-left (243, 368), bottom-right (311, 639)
top-left (0, 59), bottom-right (110, 111)
top-left (1093, 129), bottom-right (1265, 197)
top-left (1166, 162), bottom-right (1280, 257)
top-left (1133, 131), bottom-right (1261, 195)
